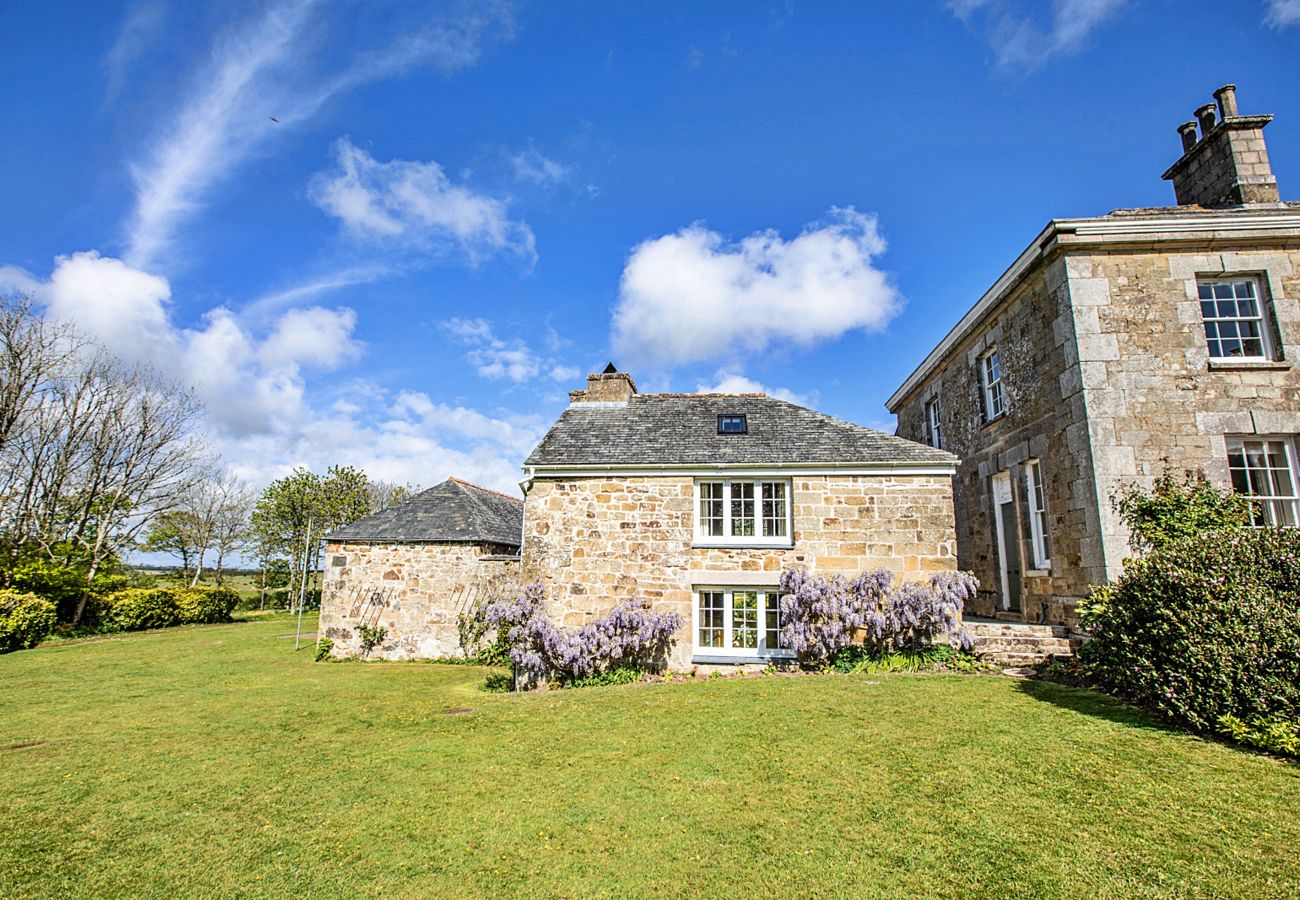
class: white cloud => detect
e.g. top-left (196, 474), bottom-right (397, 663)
top-left (442, 317), bottom-right (577, 385)
top-left (124, 0), bottom-right (513, 269)
top-left (311, 138), bottom-right (536, 266)
top-left (611, 207), bottom-right (901, 369)
top-left (696, 371), bottom-right (811, 406)
top-left (1, 253), bottom-right (538, 496)
top-left (949, 0), bottom-right (1127, 71)
top-left (1266, 0), bottom-right (1300, 27)
top-left (259, 306), bottom-right (362, 371)
top-left (509, 147), bottom-right (570, 186)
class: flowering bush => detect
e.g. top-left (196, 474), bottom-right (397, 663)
top-left (482, 582), bottom-right (683, 686)
top-left (1078, 527), bottom-right (1300, 746)
top-left (779, 568), bottom-right (977, 665)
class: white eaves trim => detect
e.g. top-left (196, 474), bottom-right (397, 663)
top-left (885, 209), bottom-right (1300, 412)
top-left (524, 462), bottom-right (957, 479)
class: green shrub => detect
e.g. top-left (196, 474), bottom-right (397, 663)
top-left (563, 665), bottom-right (644, 688)
top-left (0, 591), bottom-right (58, 652)
top-left (104, 589), bottom-right (182, 631)
top-left (1217, 713), bottom-right (1300, 758)
top-left (314, 637), bottom-right (334, 662)
top-left (356, 624), bottom-right (388, 658)
top-left (828, 644), bottom-right (981, 674)
top-left (1078, 528), bottom-right (1300, 735)
top-left (1114, 473), bottom-right (1253, 554)
top-left (174, 586), bottom-right (240, 624)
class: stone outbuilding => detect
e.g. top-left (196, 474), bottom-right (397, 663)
top-left (319, 478), bottom-right (522, 660)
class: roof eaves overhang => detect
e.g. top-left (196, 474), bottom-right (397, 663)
top-left (522, 461), bottom-right (958, 479)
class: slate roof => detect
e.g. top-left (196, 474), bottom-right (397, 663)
top-left (524, 394), bottom-right (956, 469)
top-left (326, 478), bottom-right (523, 547)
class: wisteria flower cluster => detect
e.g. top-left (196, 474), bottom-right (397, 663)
top-left (482, 582), bottom-right (684, 685)
top-left (779, 567), bottom-right (977, 663)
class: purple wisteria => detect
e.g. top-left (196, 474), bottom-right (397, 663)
top-left (779, 567), bottom-right (977, 663)
top-left (483, 582), bottom-right (684, 684)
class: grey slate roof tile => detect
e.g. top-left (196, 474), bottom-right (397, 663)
top-left (524, 394), bottom-right (956, 468)
top-left (326, 478), bottom-right (523, 546)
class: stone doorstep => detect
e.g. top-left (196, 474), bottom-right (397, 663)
top-left (969, 636), bottom-right (1075, 654)
top-left (964, 622), bottom-right (1074, 639)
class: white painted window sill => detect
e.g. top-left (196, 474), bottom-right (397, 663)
top-left (692, 542), bottom-right (794, 551)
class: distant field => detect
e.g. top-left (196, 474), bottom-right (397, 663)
top-left (2, 616), bottom-right (1298, 897)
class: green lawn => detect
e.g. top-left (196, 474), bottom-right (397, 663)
top-left (1, 618), bottom-right (1297, 899)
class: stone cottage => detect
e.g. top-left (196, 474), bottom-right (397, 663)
top-left (319, 373), bottom-right (960, 668)
top-left (520, 370), bottom-right (959, 670)
top-left (887, 83), bottom-right (1300, 626)
top-left (319, 478), bottom-right (521, 659)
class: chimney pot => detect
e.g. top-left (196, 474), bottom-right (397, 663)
top-left (1177, 121), bottom-right (1199, 154)
top-left (1195, 103), bottom-right (1218, 137)
top-left (1214, 83), bottom-right (1239, 119)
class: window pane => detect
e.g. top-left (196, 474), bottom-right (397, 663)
top-left (731, 482), bottom-right (755, 537)
top-left (764, 593), bottom-right (786, 650)
top-left (698, 591), bottom-right (725, 648)
top-left (731, 591), bottom-right (758, 649)
top-left (699, 482), bottom-right (724, 537)
top-left (1226, 438), bottom-right (1299, 529)
top-left (1199, 279), bottom-right (1268, 359)
top-left (761, 482), bottom-right (787, 538)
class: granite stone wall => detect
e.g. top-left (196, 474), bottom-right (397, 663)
top-left (896, 256), bottom-right (1101, 624)
top-left (319, 540), bottom-right (518, 660)
top-left (894, 240), bottom-right (1300, 626)
top-left (520, 473), bottom-right (958, 669)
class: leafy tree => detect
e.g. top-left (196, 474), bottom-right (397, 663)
top-left (250, 466), bottom-right (374, 608)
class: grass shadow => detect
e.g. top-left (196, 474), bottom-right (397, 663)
top-left (1011, 677), bottom-right (1184, 735)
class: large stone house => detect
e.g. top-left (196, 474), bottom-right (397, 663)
top-left (321, 372), bottom-right (959, 667)
top-left (886, 84), bottom-right (1300, 626)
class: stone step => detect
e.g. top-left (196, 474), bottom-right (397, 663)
top-left (969, 636), bottom-right (1076, 654)
top-left (964, 622), bottom-right (1073, 639)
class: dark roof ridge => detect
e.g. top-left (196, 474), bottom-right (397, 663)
top-left (446, 476), bottom-right (524, 505)
top-left (643, 392), bottom-right (769, 399)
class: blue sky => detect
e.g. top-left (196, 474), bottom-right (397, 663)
top-left (2, 0), bottom-right (1299, 496)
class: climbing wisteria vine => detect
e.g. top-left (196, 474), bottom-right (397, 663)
top-left (779, 568), bottom-right (977, 663)
top-left (482, 582), bottom-right (683, 685)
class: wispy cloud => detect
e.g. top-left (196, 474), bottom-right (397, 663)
top-left (696, 370), bottom-right (812, 406)
top-left (103, 0), bottom-right (167, 106)
top-left (612, 207), bottom-right (901, 370)
top-left (310, 138), bottom-right (536, 266)
top-left (239, 264), bottom-right (396, 322)
top-left (124, 0), bottom-right (514, 270)
top-left (509, 146), bottom-right (571, 186)
top-left (948, 0), bottom-right (1127, 71)
top-left (442, 317), bottom-right (576, 384)
top-left (1266, 0), bottom-right (1300, 27)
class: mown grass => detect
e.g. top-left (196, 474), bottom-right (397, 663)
top-left (1, 617), bottom-right (1297, 898)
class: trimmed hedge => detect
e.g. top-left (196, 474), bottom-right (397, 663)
top-left (0, 590), bottom-right (58, 653)
top-left (1079, 528), bottom-right (1300, 740)
top-left (104, 589), bottom-right (182, 631)
top-left (174, 587), bottom-right (240, 624)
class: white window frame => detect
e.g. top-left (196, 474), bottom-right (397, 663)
top-left (1226, 435), bottom-right (1300, 527)
top-left (693, 479), bottom-right (793, 547)
top-left (692, 586), bottom-right (793, 661)
top-left (923, 395), bottom-right (943, 449)
top-left (1025, 459), bottom-right (1051, 571)
top-left (1197, 276), bottom-right (1275, 362)
top-left (979, 348), bottom-right (1006, 421)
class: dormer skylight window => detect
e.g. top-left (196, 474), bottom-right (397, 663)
top-left (717, 414), bottom-right (747, 434)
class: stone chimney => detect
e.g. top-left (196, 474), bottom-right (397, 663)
top-left (1162, 84), bottom-right (1280, 207)
top-left (569, 363), bottom-right (637, 405)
